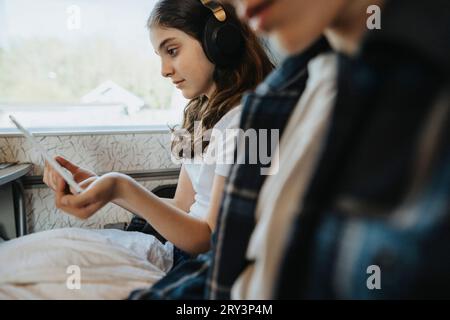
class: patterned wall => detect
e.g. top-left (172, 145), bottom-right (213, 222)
top-left (0, 132), bottom-right (179, 234)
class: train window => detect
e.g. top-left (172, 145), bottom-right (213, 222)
top-left (0, 0), bottom-right (186, 133)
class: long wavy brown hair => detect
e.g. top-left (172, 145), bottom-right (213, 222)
top-left (148, 0), bottom-right (274, 158)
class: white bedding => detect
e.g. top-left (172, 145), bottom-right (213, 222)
top-left (0, 228), bottom-right (173, 299)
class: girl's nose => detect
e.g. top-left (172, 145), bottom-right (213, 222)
top-left (161, 60), bottom-right (174, 78)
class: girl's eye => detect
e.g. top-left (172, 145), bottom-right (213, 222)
top-left (167, 48), bottom-right (178, 57)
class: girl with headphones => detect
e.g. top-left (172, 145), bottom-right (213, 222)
top-left (49, 0), bottom-right (271, 251)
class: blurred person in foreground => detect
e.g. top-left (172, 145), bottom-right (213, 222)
top-left (130, 0), bottom-right (450, 299)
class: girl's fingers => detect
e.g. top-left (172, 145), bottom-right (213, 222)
top-left (56, 192), bottom-right (103, 220)
top-left (67, 200), bottom-right (103, 220)
top-left (49, 170), bottom-right (55, 190)
top-left (58, 204), bottom-right (93, 220)
top-left (59, 189), bottom-right (96, 209)
top-left (55, 174), bottom-right (67, 193)
top-left (79, 177), bottom-right (97, 189)
top-left (54, 175), bottom-right (110, 219)
top-left (43, 162), bottom-right (53, 189)
top-left (44, 161), bottom-right (57, 190)
top-left (53, 170), bottom-right (61, 190)
top-left (55, 156), bottom-right (79, 174)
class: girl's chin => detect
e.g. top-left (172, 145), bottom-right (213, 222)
top-left (180, 89), bottom-right (201, 100)
top-left (181, 90), bottom-right (192, 99)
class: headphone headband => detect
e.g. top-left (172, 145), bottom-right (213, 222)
top-left (200, 0), bottom-right (227, 22)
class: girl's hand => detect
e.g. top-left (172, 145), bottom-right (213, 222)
top-left (54, 172), bottom-right (124, 220)
top-left (43, 156), bottom-right (97, 193)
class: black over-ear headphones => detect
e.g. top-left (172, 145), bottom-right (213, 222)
top-left (199, 0), bottom-right (245, 68)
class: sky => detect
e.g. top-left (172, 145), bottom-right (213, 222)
top-left (0, 0), bottom-right (157, 53)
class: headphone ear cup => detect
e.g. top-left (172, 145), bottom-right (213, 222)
top-left (203, 16), bottom-right (244, 68)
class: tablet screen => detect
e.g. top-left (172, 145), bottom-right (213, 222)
top-left (9, 115), bottom-right (83, 194)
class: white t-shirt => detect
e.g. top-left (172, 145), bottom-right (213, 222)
top-left (183, 106), bottom-right (242, 220)
top-left (231, 53), bottom-right (338, 299)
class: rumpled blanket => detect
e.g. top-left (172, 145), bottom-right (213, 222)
top-left (0, 228), bottom-right (173, 299)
